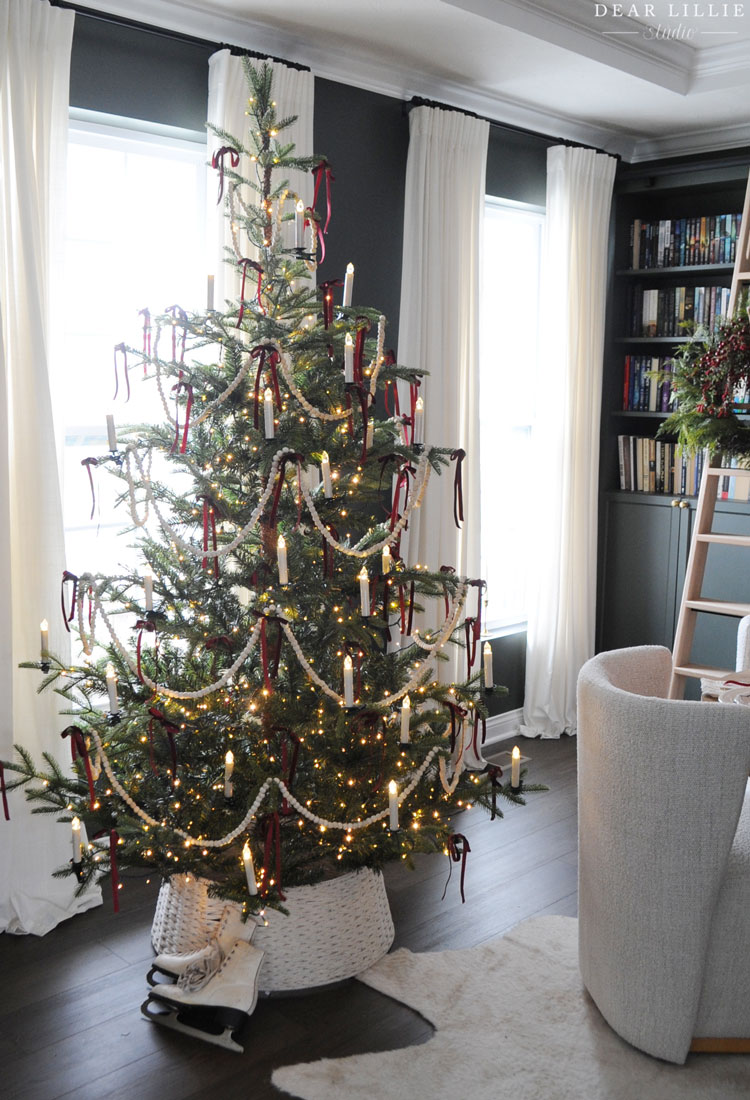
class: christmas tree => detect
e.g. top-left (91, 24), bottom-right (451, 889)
top-left (4, 60), bottom-right (539, 921)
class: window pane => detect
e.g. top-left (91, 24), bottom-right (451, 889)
top-left (60, 121), bottom-right (207, 582)
top-left (480, 199), bottom-right (544, 630)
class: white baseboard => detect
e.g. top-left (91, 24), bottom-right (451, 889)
top-left (483, 707), bottom-right (523, 750)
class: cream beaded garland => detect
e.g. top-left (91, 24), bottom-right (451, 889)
top-left (88, 724), bottom-right (445, 847)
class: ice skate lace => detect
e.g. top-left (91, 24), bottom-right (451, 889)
top-left (176, 939), bottom-right (224, 993)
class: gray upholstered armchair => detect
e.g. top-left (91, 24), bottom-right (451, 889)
top-left (577, 645), bottom-right (750, 1064)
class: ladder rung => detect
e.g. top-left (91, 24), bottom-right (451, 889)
top-left (706, 467), bottom-right (750, 478)
top-left (673, 663), bottom-right (734, 681)
top-left (696, 533), bottom-right (750, 547)
top-left (684, 598), bottom-right (750, 617)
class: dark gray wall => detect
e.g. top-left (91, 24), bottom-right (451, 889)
top-left (70, 15), bottom-right (212, 130)
top-left (486, 126), bottom-right (550, 208)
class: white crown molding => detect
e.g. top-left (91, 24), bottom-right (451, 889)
top-left (440, 0), bottom-right (693, 93)
top-left (630, 118), bottom-right (750, 162)
top-left (690, 37), bottom-right (750, 91)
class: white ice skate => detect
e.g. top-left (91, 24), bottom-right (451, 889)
top-left (142, 938), bottom-right (265, 1053)
top-left (147, 904), bottom-right (254, 986)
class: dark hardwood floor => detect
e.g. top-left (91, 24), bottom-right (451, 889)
top-left (3, 736), bottom-right (577, 1100)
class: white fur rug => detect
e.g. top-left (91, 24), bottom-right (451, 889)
top-left (272, 915), bottom-right (750, 1100)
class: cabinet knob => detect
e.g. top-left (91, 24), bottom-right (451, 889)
top-left (679, 499), bottom-right (690, 509)
top-left (671, 498), bottom-right (680, 507)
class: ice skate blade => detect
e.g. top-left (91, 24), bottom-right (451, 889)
top-left (146, 964), bottom-right (177, 987)
top-left (141, 994), bottom-right (246, 1053)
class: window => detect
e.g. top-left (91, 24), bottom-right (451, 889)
top-left (59, 115), bottom-right (207, 576)
top-left (479, 197), bottom-right (545, 632)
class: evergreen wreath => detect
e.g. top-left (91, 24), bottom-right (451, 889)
top-left (659, 301), bottom-right (750, 458)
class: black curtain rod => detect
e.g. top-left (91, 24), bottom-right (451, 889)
top-left (49, 1), bottom-right (311, 71)
top-left (405, 96), bottom-right (620, 160)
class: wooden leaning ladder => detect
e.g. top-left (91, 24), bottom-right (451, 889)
top-left (669, 173), bottom-right (750, 699)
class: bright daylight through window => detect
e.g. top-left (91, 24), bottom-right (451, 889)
top-left (59, 118), bottom-right (208, 579)
top-left (480, 197), bottom-right (544, 632)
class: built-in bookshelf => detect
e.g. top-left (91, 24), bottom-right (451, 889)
top-left (604, 173), bottom-right (747, 500)
top-left (597, 157), bottom-right (750, 669)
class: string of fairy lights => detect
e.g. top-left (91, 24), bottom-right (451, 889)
top-left (52, 160), bottom-right (480, 896)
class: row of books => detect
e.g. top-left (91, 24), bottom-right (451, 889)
top-left (617, 436), bottom-right (703, 497)
top-left (617, 437), bottom-right (750, 500)
top-left (628, 284), bottom-right (731, 338)
top-left (628, 213), bottom-right (741, 270)
top-left (622, 355), bottom-right (674, 413)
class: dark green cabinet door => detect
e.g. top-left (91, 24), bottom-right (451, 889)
top-left (598, 495), bottom-right (682, 652)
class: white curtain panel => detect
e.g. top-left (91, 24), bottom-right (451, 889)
top-left (397, 106), bottom-right (488, 682)
top-left (207, 51), bottom-right (314, 309)
top-left (0, 0), bottom-right (101, 933)
top-left (521, 144), bottom-right (617, 738)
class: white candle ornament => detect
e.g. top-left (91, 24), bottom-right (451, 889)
top-left (40, 619), bottom-right (49, 659)
top-left (294, 199), bottom-right (305, 249)
top-left (511, 744), bottom-right (521, 787)
top-left (321, 452), bottom-right (333, 498)
top-left (381, 544), bottom-right (391, 575)
top-left (483, 641), bottom-right (493, 689)
top-left (106, 414), bottom-right (118, 451)
top-left (207, 273), bottom-right (215, 311)
top-left (344, 333), bottom-right (354, 383)
top-left (71, 816), bottom-right (82, 862)
top-left (224, 750), bottom-right (234, 799)
top-left (277, 533), bottom-right (289, 586)
top-left (400, 695), bottom-right (411, 744)
top-left (342, 262), bottom-right (354, 307)
top-left (366, 419), bottom-right (374, 449)
top-left (343, 654), bottom-right (354, 707)
top-left (413, 396), bottom-right (425, 445)
top-left (264, 387), bottom-right (275, 439)
top-left (143, 567), bottom-right (154, 612)
top-left (105, 662), bottom-right (119, 712)
top-left (388, 780), bottom-right (399, 831)
top-left (242, 840), bottom-right (258, 895)
top-left (359, 566), bottom-right (370, 617)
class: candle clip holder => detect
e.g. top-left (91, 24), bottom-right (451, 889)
top-left (40, 660), bottom-right (50, 675)
top-left (71, 859), bottom-right (85, 884)
top-left (108, 449), bottom-right (124, 468)
top-left (107, 711), bottom-right (121, 726)
top-left (510, 779), bottom-right (524, 796)
top-left (412, 442), bottom-right (424, 454)
top-left (344, 702), bottom-right (364, 714)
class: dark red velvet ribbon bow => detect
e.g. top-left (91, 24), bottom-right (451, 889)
top-left (259, 811), bottom-right (285, 900)
top-left (238, 259), bottom-right (264, 324)
top-left (60, 571), bottom-right (78, 633)
top-left (486, 764), bottom-right (503, 821)
top-left (211, 145), bottom-right (240, 203)
top-left (171, 380), bottom-right (193, 454)
top-left (113, 343), bottom-right (129, 403)
top-left (440, 565), bottom-right (456, 620)
top-left (166, 305), bottom-right (188, 364)
top-left (139, 308), bottom-right (151, 366)
top-left (250, 346), bottom-right (282, 429)
top-left (81, 458), bottom-right (98, 520)
top-left (61, 726), bottom-right (96, 809)
top-left (319, 280), bottom-right (343, 329)
top-left (444, 833), bottom-right (471, 904)
top-left (268, 452), bottom-right (304, 528)
top-left (198, 497), bottom-right (220, 578)
top-left (451, 449), bottom-right (466, 528)
top-left (135, 619), bottom-right (156, 683)
top-left (311, 158), bottom-right (335, 235)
